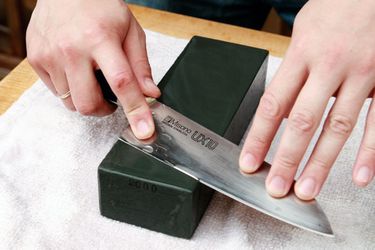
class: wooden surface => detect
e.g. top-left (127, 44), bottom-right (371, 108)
top-left (0, 4), bottom-right (291, 115)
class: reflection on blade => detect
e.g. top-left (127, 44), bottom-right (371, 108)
top-left (119, 101), bottom-right (333, 237)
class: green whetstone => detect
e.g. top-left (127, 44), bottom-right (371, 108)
top-left (98, 36), bottom-right (268, 238)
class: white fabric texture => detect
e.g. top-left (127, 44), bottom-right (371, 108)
top-left (0, 30), bottom-right (373, 250)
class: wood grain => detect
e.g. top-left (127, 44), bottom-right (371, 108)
top-left (0, 4), bottom-right (290, 115)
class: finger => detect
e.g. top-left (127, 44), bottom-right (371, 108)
top-left (27, 58), bottom-right (57, 95)
top-left (93, 40), bottom-right (154, 139)
top-left (266, 72), bottom-right (341, 198)
top-left (352, 91), bottom-right (375, 187)
top-left (240, 49), bottom-right (308, 172)
top-left (295, 78), bottom-right (373, 200)
top-left (49, 66), bottom-right (76, 111)
top-left (37, 69), bottom-right (56, 95)
top-left (123, 16), bottom-right (160, 98)
top-left (64, 55), bottom-right (116, 117)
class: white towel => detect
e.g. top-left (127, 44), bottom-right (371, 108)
top-left (0, 30), bottom-right (373, 250)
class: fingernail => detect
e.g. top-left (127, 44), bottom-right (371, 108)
top-left (297, 177), bottom-right (316, 199)
top-left (268, 176), bottom-right (286, 197)
top-left (136, 119), bottom-right (151, 138)
top-left (240, 153), bottom-right (258, 172)
top-left (356, 166), bottom-right (372, 184)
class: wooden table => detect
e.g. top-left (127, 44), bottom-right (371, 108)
top-left (0, 4), bottom-right (290, 115)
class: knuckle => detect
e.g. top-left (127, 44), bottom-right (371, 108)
top-left (133, 58), bottom-right (149, 67)
top-left (289, 111), bottom-right (315, 134)
top-left (362, 141), bottom-right (375, 155)
top-left (38, 51), bottom-right (53, 66)
top-left (275, 153), bottom-right (299, 170)
top-left (57, 40), bottom-right (77, 60)
top-left (247, 134), bottom-right (268, 151)
top-left (309, 157), bottom-right (330, 172)
top-left (27, 52), bottom-right (39, 67)
top-left (258, 92), bottom-right (282, 120)
top-left (325, 47), bottom-right (343, 64)
top-left (126, 102), bottom-right (146, 117)
top-left (290, 35), bottom-right (307, 56)
top-left (324, 113), bottom-right (354, 137)
top-left (132, 58), bottom-right (151, 72)
top-left (84, 25), bottom-right (114, 47)
top-left (110, 71), bottom-right (136, 92)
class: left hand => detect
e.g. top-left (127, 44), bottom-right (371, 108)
top-left (239, 0), bottom-right (375, 200)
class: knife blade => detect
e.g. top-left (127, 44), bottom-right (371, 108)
top-left (120, 100), bottom-right (333, 236)
top-left (96, 70), bottom-right (333, 237)
top-left (117, 99), bottom-right (333, 237)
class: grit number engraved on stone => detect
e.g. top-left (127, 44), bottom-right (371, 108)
top-left (128, 179), bottom-right (157, 193)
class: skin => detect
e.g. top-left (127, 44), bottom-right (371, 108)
top-left (240, 0), bottom-right (375, 200)
top-left (26, 0), bottom-right (160, 140)
top-left (27, 0), bottom-right (374, 200)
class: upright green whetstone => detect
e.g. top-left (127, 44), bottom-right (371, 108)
top-left (98, 36), bottom-right (268, 238)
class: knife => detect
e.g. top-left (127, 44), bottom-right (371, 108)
top-left (97, 71), bottom-right (334, 237)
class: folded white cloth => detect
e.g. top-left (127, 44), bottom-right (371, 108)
top-left (0, 30), bottom-right (373, 250)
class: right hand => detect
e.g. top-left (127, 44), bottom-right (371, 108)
top-left (26, 0), bottom-right (160, 139)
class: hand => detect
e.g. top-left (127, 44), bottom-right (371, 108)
top-left (240, 0), bottom-right (375, 200)
top-left (26, 0), bottom-right (160, 139)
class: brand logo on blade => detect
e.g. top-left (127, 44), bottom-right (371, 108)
top-left (162, 115), bottom-right (219, 151)
top-left (162, 115), bottom-right (192, 135)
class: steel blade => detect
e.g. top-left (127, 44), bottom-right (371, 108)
top-left (119, 100), bottom-right (333, 236)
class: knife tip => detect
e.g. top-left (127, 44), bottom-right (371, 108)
top-left (301, 221), bottom-right (334, 238)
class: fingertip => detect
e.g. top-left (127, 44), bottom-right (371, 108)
top-left (153, 87), bottom-right (161, 98)
top-left (239, 152), bottom-right (260, 173)
top-left (150, 87), bottom-right (161, 98)
top-left (144, 78), bottom-right (161, 98)
top-left (294, 177), bottom-right (318, 201)
top-left (266, 175), bottom-right (289, 198)
top-left (353, 166), bottom-right (374, 187)
top-left (130, 117), bottom-right (155, 139)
